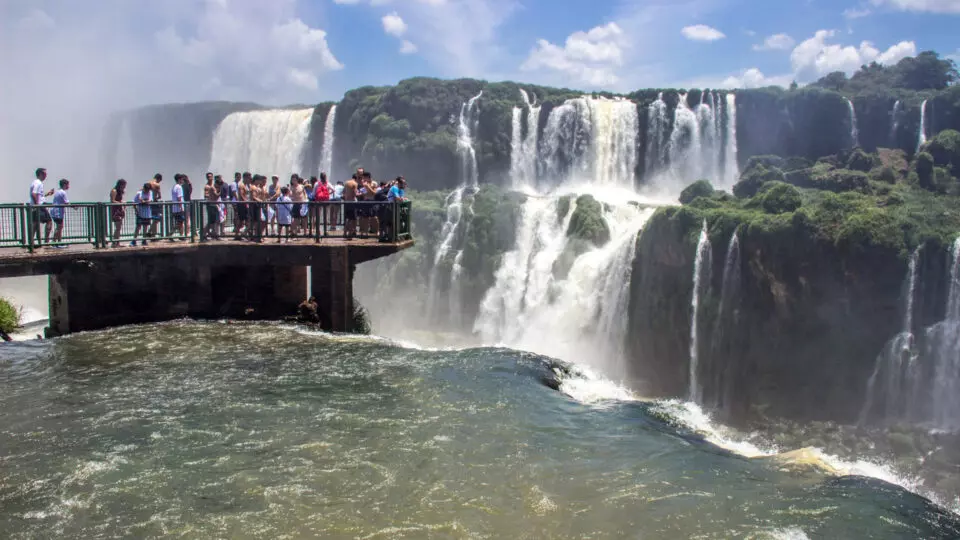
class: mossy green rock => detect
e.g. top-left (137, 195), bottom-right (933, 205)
top-left (566, 195), bottom-right (610, 246)
top-left (680, 180), bottom-right (715, 205)
top-left (758, 182), bottom-right (802, 214)
top-left (734, 164), bottom-right (786, 198)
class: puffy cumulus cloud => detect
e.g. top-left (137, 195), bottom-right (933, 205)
top-left (721, 68), bottom-right (793, 88)
top-left (399, 40), bottom-right (418, 54)
top-left (752, 33), bottom-right (795, 51)
top-left (381, 12), bottom-right (407, 37)
top-left (870, 0), bottom-right (960, 14)
top-left (790, 30), bottom-right (915, 82)
top-left (681, 24), bottom-right (725, 42)
top-left (154, 1), bottom-right (342, 94)
top-left (521, 23), bottom-right (626, 86)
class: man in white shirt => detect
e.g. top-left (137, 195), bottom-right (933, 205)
top-left (171, 174), bottom-right (186, 240)
top-left (28, 167), bottom-right (55, 246)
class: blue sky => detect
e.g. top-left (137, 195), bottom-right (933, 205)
top-left (2, 0), bottom-right (959, 109)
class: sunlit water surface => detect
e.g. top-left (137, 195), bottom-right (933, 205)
top-left (1, 322), bottom-right (958, 539)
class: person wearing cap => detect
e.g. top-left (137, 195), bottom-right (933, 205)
top-left (28, 167), bottom-right (55, 246)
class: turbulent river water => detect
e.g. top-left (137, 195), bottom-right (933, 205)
top-left (2, 321), bottom-right (959, 539)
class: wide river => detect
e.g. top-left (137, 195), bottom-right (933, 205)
top-left (1, 321), bottom-right (958, 538)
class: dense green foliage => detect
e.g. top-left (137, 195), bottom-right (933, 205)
top-left (566, 195), bottom-right (610, 246)
top-left (679, 180), bottom-right (715, 204)
top-left (758, 182), bottom-right (802, 214)
top-left (812, 52), bottom-right (959, 94)
top-left (0, 298), bottom-right (21, 335)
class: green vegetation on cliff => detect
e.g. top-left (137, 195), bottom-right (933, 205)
top-left (0, 298), bottom-right (21, 335)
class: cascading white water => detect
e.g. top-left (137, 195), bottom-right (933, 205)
top-left (723, 94), bottom-right (739, 188)
top-left (890, 100), bottom-right (902, 145)
top-left (427, 92), bottom-right (482, 326)
top-left (917, 100), bottom-right (929, 152)
top-left (709, 231), bottom-right (741, 410)
top-left (645, 93), bottom-right (669, 179)
top-left (208, 108), bottom-right (313, 174)
top-left (689, 220), bottom-right (712, 404)
top-left (695, 93), bottom-right (719, 184)
top-left (539, 96), bottom-right (638, 189)
top-left (859, 247), bottom-right (921, 424)
top-left (668, 93), bottom-right (702, 186)
top-left (475, 195), bottom-right (655, 379)
top-left (845, 98), bottom-right (860, 148)
top-left (319, 105), bottom-right (337, 177)
top-left (928, 237), bottom-right (960, 430)
top-left (115, 116), bottom-right (135, 179)
top-left (510, 90), bottom-right (540, 191)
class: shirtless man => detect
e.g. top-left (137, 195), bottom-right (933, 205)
top-left (290, 174), bottom-right (307, 236)
top-left (235, 172), bottom-right (251, 240)
top-left (248, 175), bottom-right (265, 242)
top-left (203, 174), bottom-right (221, 238)
top-left (342, 174), bottom-right (359, 239)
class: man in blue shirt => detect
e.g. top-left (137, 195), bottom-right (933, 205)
top-left (131, 183), bottom-right (153, 246)
top-left (50, 179), bottom-right (70, 248)
top-left (380, 177), bottom-right (408, 242)
top-left (387, 177), bottom-right (406, 202)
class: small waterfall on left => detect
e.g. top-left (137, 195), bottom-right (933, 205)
top-left (427, 92), bottom-right (482, 328)
top-left (319, 105), bottom-right (337, 176)
top-left (845, 98), bottom-right (860, 148)
top-left (689, 220), bottom-right (712, 404)
top-left (917, 99), bottom-right (929, 152)
top-left (209, 108), bottom-right (314, 174)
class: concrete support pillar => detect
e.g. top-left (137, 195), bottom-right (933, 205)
top-left (311, 248), bottom-right (355, 332)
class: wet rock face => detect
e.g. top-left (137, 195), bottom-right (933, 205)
top-left (626, 208), bottom-right (909, 425)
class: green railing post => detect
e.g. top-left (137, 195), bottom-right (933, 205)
top-left (190, 201), bottom-right (197, 243)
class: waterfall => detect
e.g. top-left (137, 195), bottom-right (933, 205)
top-left (645, 93), bottom-right (669, 179)
top-left (723, 94), bottom-right (739, 188)
top-left (208, 108), bottom-right (313, 175)
top-left (538, 96), bottom-right (638, 189)
top-left (667, 93), bottom-right (702, 189)
top-left (475, 196), bottom-right (655, 378)
top-left (116, 116), bottom-right (135, 179)
top-left (427, 91), bottom-right (482, 327)
top-left (709, 231), bottom-right (741, 411)
top-left (928, 237), bottom-right (960, 430)
top-left (510, 89), bottom-right (540, 191)
top-left (696, 92), bottom-right (719, 185)
top-left (319, 105), bottom-right (337, 176)
top-left (845, 98), bottom-right (859, 148)
top-left (689, 220), bottom-right (712, 403)
top-left (890, 100), bottom-right (901, 146)
top-left (859, 247), bottom-right (921, 424)
top-left (917, 100), bottom-right (928, 152)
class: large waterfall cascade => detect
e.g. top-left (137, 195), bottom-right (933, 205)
top-left (426, 92), bottom-right (483, 326)
top-left (917, 100), bottom-right (929, 152)
top-left (319, 105), bottom-right (337, 176)
top-left (208, 108), bottom-right (314, 175)
top-left (723, 94), bottom-right (739, 189)
top-left (645, 93), bottom-right (669, 182)
top-left (845, 98), bottom-right (860, 148)
top-left (688, 220), bottom-right (712, 404)
top-left (860, 248), bottom-right (922, 424)
top-left (510, 89), bottom-right (541, 192)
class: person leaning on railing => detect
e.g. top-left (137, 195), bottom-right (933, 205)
top-left (109, 179), bottom-right (127, 248)
top-left (49, 179), bottom-right (70, 249)
top-left (379, 176), bottom-right (407, 242)
top-left (131, 183), bottom-right (154, 247)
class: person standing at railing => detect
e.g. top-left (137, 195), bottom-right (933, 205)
top-left (380, 177), bottom-right (407, 242)
top-left (290, 175), bottom-right (307, 237)
top-left (49, 179), bottom-right (70, 249)
top-left (342, 174), bottom-right (358, 239)
top-left (203, 174), bottom-right (221, 239)
top-left (131, 183), bottom-right (153, 246)
top-left (182, 174), bottom-right (194, 234)
top-left (235, 172), bottom-right (251, 240)
top-left (109, 179), bottom-right (127, 248)
top-left (276, 186), bottom-right (294, 243)
top-left (28, 167), bottom-right (55, 246)
top-left (248, 175), bottom-right (266, 243)
top-left (171, 175), bottom-right (186, 241)
top-left (216, 175), bottom-right (228, 237)
top-left (267, 175), bottom-right (280, 236)
top-left (148, 174), bottom-right (163, 240)
top-left (331, 180), bottom-right (344, 231)
top-left (316, 173), bottom-right (331, 232)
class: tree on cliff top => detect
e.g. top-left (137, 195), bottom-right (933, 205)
top-left (0, 298), bottom-right (21, 335)
top-left (815, 51), bottom-right (958, 94)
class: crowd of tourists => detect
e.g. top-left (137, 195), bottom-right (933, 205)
top-left (28, 167), bottom-right (407, 248)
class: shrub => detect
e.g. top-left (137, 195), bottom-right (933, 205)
top-left (566, 195), bottom-right (610, 245)
top-left (352, 299), bottom-right (371, 335)
top-left (811, 169), bottom-right (872, 193)
top-left (744, 155), bottom-right (785, 171)
top-left (759, 182), bottom-right (802, 214)
top-left (916, 152), bottom-right (935, 190)
top-left (0, 298), bottom-right (21, 335)
top-left (846, 148), bottom-right (880, 172)
top-left (679, 180), bottom-right (715, 204)
top-left (733, 164), bottom-right (786, 198)
top-left (872, 166), bottom-right (898, 184)
top-left (925, 129), bottom-right (960, 171)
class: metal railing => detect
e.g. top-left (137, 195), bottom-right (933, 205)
top-left (0, 201), bottom-right (412, 252)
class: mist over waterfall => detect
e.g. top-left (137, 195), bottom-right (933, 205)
top-left (917, 99), bottom-right (929, 151)
top-left (688, 220), bottom-right (712, 403)
top-left (116, 117), bottom-right (135, 179)
top-left (538, 96), bottom-right (639, 189)
top-left (510, 90), bottom-right (540, 191)
top-left (926, 238), bottom-right (960, 430)
top-left (845, 98), bottom-right (859, 147)
top-left (319, 105), bottom-right (337, 176)
top-left (209, 109), bottom-right (313, 174)
top-left (427, 92), bottom-right (482, 328)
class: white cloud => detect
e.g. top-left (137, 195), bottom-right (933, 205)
top-left (843, 6), bottom-right (872, 18)
top-left (870, 0), bottom-right (960, 14)
top-left (381, 12), bottom-right (407, 37)
top-left (790, 29), bottom-right (915, 82)
top-left (399, 40), bottom-right (418, 54)
top-left (521, 23), bottom-right (626, 86)
top-left (947, 49), bottom-right (960, 64)
top-left (752, 33), bottom-right (795, 51)
top-left (681, 24), bottom-right (725, 42)
top-left (721, 68), bottom-right (794, 88)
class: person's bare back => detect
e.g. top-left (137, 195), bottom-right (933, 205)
top-left (343, 179), bottom-right (358, 202)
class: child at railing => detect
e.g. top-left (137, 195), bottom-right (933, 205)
top-left (276, 187), bottom-right (293, 243)
top-left (50, 179), bottom-right (70, 249)
top-left (132, 183), bottom-right (153, 246)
